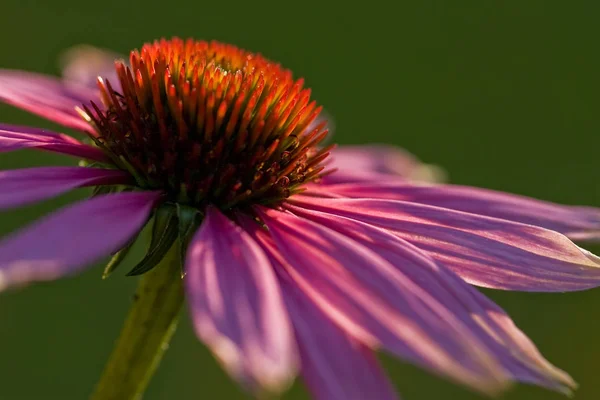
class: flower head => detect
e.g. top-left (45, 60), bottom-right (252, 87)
top-left (1, 38), bottom-right (600, 399)
top-left (81, 39), bottom-right (330, 209)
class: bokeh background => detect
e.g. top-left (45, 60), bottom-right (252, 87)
top-left (0, 1), bottom-right (599, 399)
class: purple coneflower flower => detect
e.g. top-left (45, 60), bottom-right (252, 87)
top-left (1, 38), bottom-right (600, 400)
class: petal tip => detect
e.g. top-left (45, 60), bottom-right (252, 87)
top-left (0, 271), bottom-right (7, 292)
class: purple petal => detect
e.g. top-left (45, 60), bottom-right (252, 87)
top-left (237, 213), bottom-right (399, 400)
top-left (330, 145), bottom-right (420, 176)
top-left (0, 191), bottom-right (160, 290)
top-left (0, 167), bottom-right (130, 210)
top-left (0, 124), bottom-right (107, 161)
top-left (277, 265), bottom-right (398, 399)
top-left (320, 182), bottom-right (600, 241)
top-left (184, 207), bottom-right (297, 393)
top-left (254, 207), bottom-right (508, 394)
top-left (326, 145), bottom-right (445, 184)
top-left (284, 204), bottom-right (575, 393)
top-left (468, 290), bottom-right (576, 392)
top-left (60, 45), bottom-right (122, 90)
top-left (0, 70), bottom-right (99, 133)
top-left (291, 196), bottom-right (600, 292)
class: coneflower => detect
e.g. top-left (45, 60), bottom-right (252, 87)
top-left (0, 38), bottom-right (599, 400)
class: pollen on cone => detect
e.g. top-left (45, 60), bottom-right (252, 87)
top-left (80, 38), bottom-right (332, 210)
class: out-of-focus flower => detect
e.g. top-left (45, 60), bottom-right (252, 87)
top-left (0, 38), bottom-right (599, 399)
top-left (326, 144), bottom-right (447, 184)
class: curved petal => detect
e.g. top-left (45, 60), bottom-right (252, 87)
top-left (184, 206), bottom-right (297, 393)
top-left (60, 45), bottom-right (122, 90)
top-left (276, 262), bottom-right (398, 400)
top-left (1, 123), bottom-right (83, 139)
top-left (0, 167), bottom-right (130, 210)
top-left (253, 207), bottom-right (508, 394)
top-left (0, 70), bottom-right (99, 133)
top-left (467, 290), bottom-right (576, 392)
top-left (0, 191), bottom-right (161, 291)
top-left (0, 124), bottom-right (107, 161)
top-left (326, 145), bottom-right (446, 184)
top-left (237, 212), bottom-right (399, 400)
top-left (290, 196), bottom-right (600, 292)
top-left (319, 182), bottom-right (600, 242)
top-left (284, 204), bottom-right (575, 393)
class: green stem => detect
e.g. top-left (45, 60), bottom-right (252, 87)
top-left (90, 243), bottom-right (184, 400)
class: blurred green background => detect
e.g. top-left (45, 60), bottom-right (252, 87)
top-left (1, 1), bottom-right (599, 399)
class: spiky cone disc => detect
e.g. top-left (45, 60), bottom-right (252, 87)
top-left (79, 38), bottom-right (333, 211)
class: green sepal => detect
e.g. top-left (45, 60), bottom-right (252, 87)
top-left (126, 205), bottom-right (179, 276)
top-left (176, 204), bottom-right (203, 277)
top-left (92, 185), bottom-right (117, 198)
top-left (102, 239), bottom-right (136, 279)
top-left (79, 160), bottom-right (98, 168)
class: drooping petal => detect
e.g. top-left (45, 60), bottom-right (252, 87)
top-left (290, 196), bottom-right (600, 292)
top-left (290, 297), bottom-right (398, 400)
top-left (184, 206), bottom-right (297, 393)
top-left (326, 145), bottom-right (445, 184)
top-left (284, 204), bottom-right (575, 393)
top-left (276, 260), bottom-right (398, 399)
top-left (0, 124), bottom-right (107, 161)
top-left (466, 289), bottom-right (576, 392)
top-left (0, 167), bottom-right (131, 210)
top-left (0, 70), bottom-right (99, 133)
top-left (319, 182), bottom-right (600, 241)
top-left (0, 191), bottom-right (161, 291)
top-left (236, 212), bottom-right (399, 399)
top-left (253, 207), bottom-right (508, 394)
top-left (60, 45), bottom-right (122, 90)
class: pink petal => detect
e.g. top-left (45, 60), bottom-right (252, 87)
top-left (284, 204), bottom-right (575, 393)
top-left (467, 290), bottom-right (576, 392)
top-left (184, 207), bottom-right (297, 393)
top-left (0, 191), bottom-right (161, 291)
top-left (0, 167), bottom-right (130, 210)
top-left (277, 265), bottom-right (398, 400)
top-left (237, 212), bottom-right (398, 399)
top-left (320, 182), bottom-right (600, 241)
top-left (0, 124), bottom-right (106, 161)
top-left (253, 207), bottom-right (508, 394)
top-left (0, 70), bottom-right (99, 133)
top-left (290, 196), bottom-right (600, 292)
top-left (60, 45), bottom-right (122, 90)
top-left (326, 145), bottom-right (445, 184)
top-left (1, 123), bottom-right (83, 139)
top-left (330, 145), bottom-right (419, 176)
